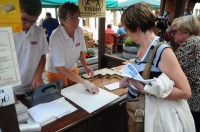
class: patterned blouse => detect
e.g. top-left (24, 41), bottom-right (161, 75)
top-left (175, 36), bottom-right (200, 112)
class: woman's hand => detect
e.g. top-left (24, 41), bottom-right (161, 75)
top-left (128, 79), bottom-right (146, 94)
top-left (84, 66), bottom-right (94, 77)
top-left (82, 80), bottom-right (99, 94)
top-left (119, 77), bottom-right (129, 88)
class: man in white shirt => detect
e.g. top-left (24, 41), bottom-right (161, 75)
top-left (13, 0), bottom-right (49, 100)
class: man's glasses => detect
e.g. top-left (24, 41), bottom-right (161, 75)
top-left (171, 29), bottom-right (178, 35)
top-left (21, 17), bottom-right (37, 24)
top-left (65, 17), bottom-right (81, 22)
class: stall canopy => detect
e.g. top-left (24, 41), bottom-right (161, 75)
top-left (41, 0), bottom-right (118, 9)
top-left (41, 0), bottom-right (160, 10)
top-left (117, 0), bottom-right (160, 10)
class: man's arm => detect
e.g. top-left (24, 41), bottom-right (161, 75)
top-left (31, 55), bottom-right (46, 89)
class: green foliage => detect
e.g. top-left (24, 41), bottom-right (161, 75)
top-left (84, 48), bottom-right (96, 58)
top-left (87, 48), bottom-right (96, 54)
top-left (124, 37), bottom-right (139, 47)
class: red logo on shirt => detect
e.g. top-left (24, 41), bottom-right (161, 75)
top-left (75, 43), bottom-right (80, 47)
top-left (30, 41), bottom-right (37, 45)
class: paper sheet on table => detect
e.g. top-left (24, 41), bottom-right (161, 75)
top-left (104, 82), bottom-right (120, 90)
top-left (61, 83), bottom-right (119, 113)
top-left (120, 63), bottom-right (154, 84)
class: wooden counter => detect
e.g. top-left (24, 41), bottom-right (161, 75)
top-left (41, 73), bottom-right (128, 132)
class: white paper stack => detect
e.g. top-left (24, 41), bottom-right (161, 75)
top-left (15, 101), bottom-right (28, 123)
top-left (19, 123), bottom-right (41, 132)
top-left (28, 97), bottom-right (77, 126)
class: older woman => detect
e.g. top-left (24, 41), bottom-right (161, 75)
top-left (120, 3), bottom-right (195, 132)
top-left (45, 2), bottom-right (99, 94)
top-left (171, 15), bottom-right (200, 132)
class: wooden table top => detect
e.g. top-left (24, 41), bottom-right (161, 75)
top-left (42, 72), bottom-right (128, 132)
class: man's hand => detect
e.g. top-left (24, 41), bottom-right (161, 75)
top-left (31, 74), bottom-right (44, 89)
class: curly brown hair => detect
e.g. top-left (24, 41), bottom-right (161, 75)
top-left (58, 2), bottom-right (80, 20)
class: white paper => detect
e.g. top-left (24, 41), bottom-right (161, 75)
top-left (15, 100), bottom-right (28, 115)
top-left (28, 97), bottom-right (77, 126)
top-left (120, 63), bottom-right (154, 84)
top-left (0, 27), bottom-right (21, 87)
top-left (61, 83), bottom-right (119, 113)
top-left (19, 123), bottom-right (41, 132)
top-left (104, 82), bottom-right (120, 90)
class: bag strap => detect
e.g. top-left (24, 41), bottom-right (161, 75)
top-left (138, 41), bottom-right (164, 104)
top-left (142, 42), bottom-right (164, 79)
top-left (132, 42), bottom-right (167, 132)
top-left (139, 42), bottom-right (164, 100)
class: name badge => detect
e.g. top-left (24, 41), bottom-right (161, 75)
top-left (75, 43), bottom-right (80, 47)
top-left (30, 41), bottom-right (37, 45)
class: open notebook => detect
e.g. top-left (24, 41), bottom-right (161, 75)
top-left (28, 97), bottom-right (77, 126)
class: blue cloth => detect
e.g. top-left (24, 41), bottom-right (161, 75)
top-left (42, 18), bottom-right (59, 39)
top-left (117, 27), bottom-right (126, 35)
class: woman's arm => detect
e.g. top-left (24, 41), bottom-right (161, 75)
top-left (56, 66), bottom-right (85, 84)
top-left (79, 51), bottom-right (94, 77)
top-left (127, 48), bottom-right (191, 100)
top-left (159, 48), bottom-right (191, 100)
top-left (56, 66), bottom-right (99, 94)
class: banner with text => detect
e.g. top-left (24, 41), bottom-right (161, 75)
top-left (79, 0), bottom-right (106, 18)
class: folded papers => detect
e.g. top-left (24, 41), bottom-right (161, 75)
top-left (120, 63), bottom-right (154, 84)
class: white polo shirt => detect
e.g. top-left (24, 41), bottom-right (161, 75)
top-left (46, 26), bottom-right (86, 73)
top-left (13, 25), bottom-right (49, 95)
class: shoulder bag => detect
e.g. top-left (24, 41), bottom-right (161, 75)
top-left (126, 42), bottom-right (164, 132)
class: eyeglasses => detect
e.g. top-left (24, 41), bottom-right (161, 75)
top-left (21, 17), bottom-right (37, 24)
top-left (65, 17), bottom-right (81, 22)
top-left (171, 29), bottom-right (178, 35)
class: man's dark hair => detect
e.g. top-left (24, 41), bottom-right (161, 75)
top-left (188, 0), bottom-right (196, 5)
top-left (20, 0), bottom-right (42, 17)
top-left (107, 24), bottom-right (112, 28)
top-left (58, 2), bottom-right (80, 19)
top-left (46, 12), bottom-right (52, 18)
